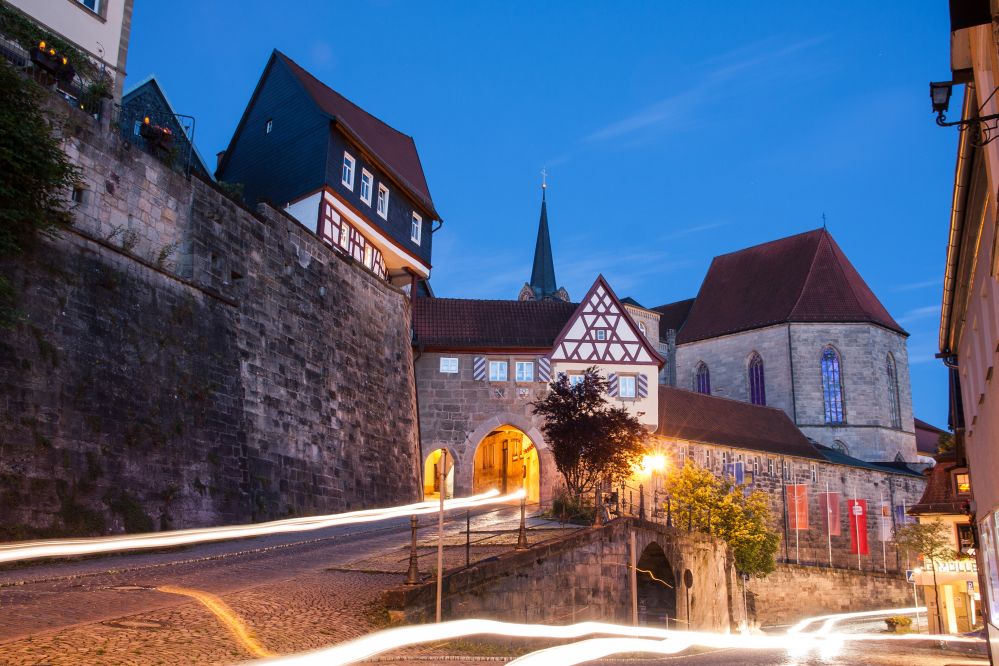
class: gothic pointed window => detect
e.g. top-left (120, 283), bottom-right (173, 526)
top-left (886, 353), bottom-right (901, 429)
top-left (820, 346), bottom-right (844, 424)
top-left (748, 352), bottom-right (766, 405)
top-left (694, 362), bottom-right (710, 395)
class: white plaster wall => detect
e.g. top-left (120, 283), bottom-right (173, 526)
top-left (10, 0), bottom-right (124, 77)
top-left (553, 361), bottom-right (659, 429)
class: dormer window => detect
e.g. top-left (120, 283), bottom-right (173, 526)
top-left (265, 119), bottom-right (273, 134)
top-left (377, 184), bottom-right (389, 219)
top-left (360, 170), bottom-right (373, 205)
top-left (955, 472), bottom-right (971, 495)
top-left (411, 212), bottom-right (422, 245)
top-left (342, 152), bottom-right (356, 190)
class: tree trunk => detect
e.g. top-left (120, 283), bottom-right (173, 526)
top-left (930, 558), bottom-right (945, 633)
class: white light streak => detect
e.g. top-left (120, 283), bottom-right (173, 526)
top-left (0, 489), bottom-right (524, 564)
top-left (252, 609), bottom-right (985, 666)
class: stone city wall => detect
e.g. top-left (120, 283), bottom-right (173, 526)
top-left (748, 563), bottom-right (913, 627)
top-left (0, 94), bottom-right (421, 537)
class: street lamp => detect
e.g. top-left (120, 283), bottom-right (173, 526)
top-left (929, 80), bottom-right (999, 145)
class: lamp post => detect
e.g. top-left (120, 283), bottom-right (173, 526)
top-left (435, 449), bottom-right (446, 623)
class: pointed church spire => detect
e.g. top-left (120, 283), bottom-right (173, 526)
top-left (529, 180), bottom-right (558, 300)
top-left (518, 172), bottom-right (569, 302)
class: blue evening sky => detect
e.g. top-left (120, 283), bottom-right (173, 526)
top-left (126, 2), bottom-right (956, 429)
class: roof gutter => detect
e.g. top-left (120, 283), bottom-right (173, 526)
top-left (940, 84), bottom-right (975, 354)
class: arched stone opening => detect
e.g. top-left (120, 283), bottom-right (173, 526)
top-left (471, 425), bottom-right (540, 503)
top-left (636, 541), bottom-right (678, 627)
top-left (423, 448), bottom-right (454, 500)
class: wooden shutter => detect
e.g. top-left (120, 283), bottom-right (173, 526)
top-left (537, 357), bottom-right (551, 383)
top-left (637, 373), bottom-right (648, 398)
top-left (473, 356), bottom-right (486, 381)
top-left (607, 373), bottom-right (618, 397)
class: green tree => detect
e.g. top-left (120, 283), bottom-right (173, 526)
top-left (0, 61), bottom-right (77, 325)
top-left (894, 521), bottom-right (965, 632)
top-left (663, 461), bottom-right (781, 576)
top-left (531, 367), bottom-right (649, 497)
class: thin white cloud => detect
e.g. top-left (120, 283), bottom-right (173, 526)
top-left (661, 222), bottom-right (727, 240)
top-left (891, 279), bottom-right (941, 292)
top-left (898, 305), bottom-right (940, 325)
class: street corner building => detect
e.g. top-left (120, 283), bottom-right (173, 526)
top-left (411, 189), bottom-right (929, 572)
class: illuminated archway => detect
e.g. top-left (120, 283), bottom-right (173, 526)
top-left (636, 542), bottom-right (677, 627)
top-left (423, 448), bottom-right (454, 500)
top-left (471, 426), bottom-right (540, 503)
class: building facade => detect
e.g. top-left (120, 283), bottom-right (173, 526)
top-left (937, 2), bottom-right (999, 658)
top-left (6, 0), bottom-right (134, 102)
top-left (217, 51), bottom-right (438, 291)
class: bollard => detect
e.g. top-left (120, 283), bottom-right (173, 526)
top-left (405, 514), bottom-right (421, 585)
top-left (639, 483), bottom-right (645, 521)
top-left (516, 494), bottom-right (529, 550)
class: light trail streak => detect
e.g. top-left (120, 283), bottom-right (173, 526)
top-left (157, 585), bottom-right (274, 659)
top-left (633, 566), bottom-right (673, 588)
top-left (507, 637), bottom-right (692, 665)
top-left (251, 610), bottom-right (985, 666)
top-left (0, 489), bottom-right (524, 564)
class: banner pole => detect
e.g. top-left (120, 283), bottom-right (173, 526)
top-left (826, 481), bottom-right (832, 567)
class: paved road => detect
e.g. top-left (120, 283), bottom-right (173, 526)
top-left (0, 503), bottom-right (551, 643)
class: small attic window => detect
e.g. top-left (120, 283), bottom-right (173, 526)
top-left (265, 119), bottom-right (273, 134)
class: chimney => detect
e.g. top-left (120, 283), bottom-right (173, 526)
top-left (216, 150), bottom-right (225, 170)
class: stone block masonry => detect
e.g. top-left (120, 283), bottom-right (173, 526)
top-left (0, 95), bottom-right (421, 536)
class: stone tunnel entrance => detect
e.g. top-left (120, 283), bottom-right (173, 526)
top-left (472, 426), bottom-right (540, 502)
top-left (636, 541), bottom-right (677, 627)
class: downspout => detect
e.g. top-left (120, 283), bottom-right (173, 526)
top-left (940, 86), bottom-right (975, 354)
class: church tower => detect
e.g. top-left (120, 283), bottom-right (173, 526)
top-left (519, 180), bottom-right (570, 302)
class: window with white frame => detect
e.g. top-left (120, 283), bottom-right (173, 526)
top-left (78, 0), bottom-right (101, 13)
top-left (377, 184), bottom-right (389, 219)
top-left (360, 169), bottom-right (373, 205)
top-left (705, 449), bottom-right (712, 467)
top-left (338, 221), bottom-right (350, 249)
top-left (619, 375), bottom-right (636, 398)
top-left (595, 329), bottom-right (607, 341)
top-left (342, 152), bottom-right (356, 189)
top-left (440, 357), bottom-right (458, 373)
top-left (569, 374), bottom-right (585, 387)
top-left (810, 464), bottom-right (817, 483)
top-left (411, 212), bottom-right (422, 245)
top-left (363, 244), bottom-right (373, 268)
top-left (489, 360), bottom-right (508, 382)
top-left (515, 361), bottom-right (534, 382)
top-left (638, 321), bottom-right (647, 336)
top-left (768, 459), bottom-right (774, 476)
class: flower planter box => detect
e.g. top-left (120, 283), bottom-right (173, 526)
top-left (30, 48), bottom-right (75, 86)
top-left (139, 123), bottom-right (174, 151)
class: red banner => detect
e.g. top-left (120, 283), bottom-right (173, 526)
top-left (787, 484), bottom-right (809, 530)
top-left (848, 499), bottom-right (868, 555)
top-left (819, 492), bottom-right (841, 536)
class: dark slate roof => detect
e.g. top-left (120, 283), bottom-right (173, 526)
top-left (909, 453), bottom-right (968, 514)
top-left (527, 189), bottom-right (560, 300)
top-left (621, 297), bottom-right (644, 308)
top-left (656, 387), bottom-right (825, 460)
top-left (677, 229), bottom-right (905, 344)
top-left (275, 51), bottom-right (438, 219)
top-left (412, 297), bottom-right (577, 350)
top-left (652, 298), bottom-right (695, 336)
top-left (914, 418), bottom-right (947, 456)
top-left (814, 445), bottom-right (925, 478)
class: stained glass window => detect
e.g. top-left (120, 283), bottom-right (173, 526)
top-left (748, 352), bottom-right (766, 405)
top-left (821, 347), bottom-right (844, 424)
top-left (886, 354), bottom-right (901, 429)
top-left (694, 362), bottom-right (710, 395)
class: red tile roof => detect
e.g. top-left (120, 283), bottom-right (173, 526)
top-left (677, 229), bottom-right (905, 344)
top-left (909, 453), bottom-right (968, 515)
top-left (412, 297), bottom-right (577, 350)
top-left (276, 52), bottom-right (438, 219)
top-left (652, 298), bottom-right (695, 336)
top-left (656, 386), bottom-right (825, 460)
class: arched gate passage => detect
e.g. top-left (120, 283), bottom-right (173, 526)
top-left (636, 541), bottom-right (678, 627)
top-left (423, 448), bottom-right (454, 500)
top-left (471, 425), bottom-right (540, 502)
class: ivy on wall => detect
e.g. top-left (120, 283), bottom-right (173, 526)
top-left (0, 61), bottom-right (78, 326)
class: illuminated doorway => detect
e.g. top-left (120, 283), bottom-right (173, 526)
top-left (423, 448), bottom-right (454, 500)
top-left (472, 426), bottom-right (540, 503)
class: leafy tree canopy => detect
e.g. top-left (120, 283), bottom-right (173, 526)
top-left (663, 461), bottom-right (781, 577)
top-left (531, 367), bottom-right (649, 497)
